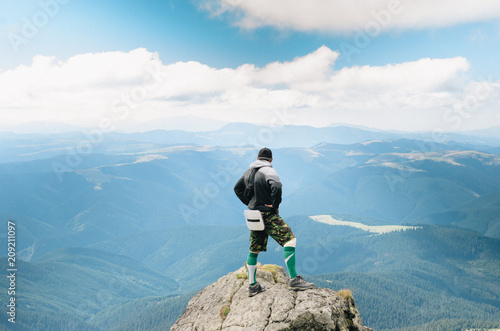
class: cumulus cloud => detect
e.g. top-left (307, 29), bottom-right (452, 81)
top-left (201, 0), bottom-right (500, 33)
top-left (1, 46), bottom-right (497, 132)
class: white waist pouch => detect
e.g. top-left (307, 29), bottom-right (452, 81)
top-left (244, 210), bottom-right (265, 231)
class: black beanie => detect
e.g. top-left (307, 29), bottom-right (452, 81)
top-left (258, 147), bottom-right (272, 161)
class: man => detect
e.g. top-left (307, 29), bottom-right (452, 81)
top-left (234, 147), bottom-right (315, 297)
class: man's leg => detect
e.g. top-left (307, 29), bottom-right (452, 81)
top-left (247, 251), bottom-right (259, 286)
top-left (248, 230), bottom-right (267, 297)
top-left (264, 212), bottom-right (315, 291)
top-left (283, 238), bottom-right (297, 279)
top-left (262, 212), bottom-right (297, 278)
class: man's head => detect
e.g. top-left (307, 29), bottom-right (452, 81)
top-left (257, 147), bottom-right (273, 162)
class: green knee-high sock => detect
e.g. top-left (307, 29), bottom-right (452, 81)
top-left (247, 252), bottom-right (258, 286)
top-left (284, 247), bottom-right (297, 279)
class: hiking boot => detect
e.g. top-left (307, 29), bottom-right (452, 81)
top-left (289, 275), bottom-right (315, 291)
top-left (249, 282), bottom-right (266, 297)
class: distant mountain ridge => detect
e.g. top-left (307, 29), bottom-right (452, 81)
top-left (1, 135), bottom-right (500, 262)
top-left (2, 123), bottom-right (500, 164)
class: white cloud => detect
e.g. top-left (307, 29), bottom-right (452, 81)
top-left (1, 46), bottom-right (498, 132)
top-left (203, 0), bottom-right (500, 33)
top-left (343, 58), bottom-right (468, 90)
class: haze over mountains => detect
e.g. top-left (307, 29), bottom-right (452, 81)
top-left (0, 123), bottom-right (499, 330)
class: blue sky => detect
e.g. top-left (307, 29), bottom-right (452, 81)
top-left (1, 0), bottom-right (500, 132)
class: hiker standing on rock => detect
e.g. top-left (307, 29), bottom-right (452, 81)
top-left (234, 147), bottom-right (315, 297)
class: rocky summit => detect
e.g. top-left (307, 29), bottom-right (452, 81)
top-left (171, 264), bottom-right (373, 331)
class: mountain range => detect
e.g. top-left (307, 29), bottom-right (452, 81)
top-left (0, 123), bottom-right (499, 330)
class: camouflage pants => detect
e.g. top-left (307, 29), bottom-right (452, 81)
top-left (249, 211), bottom-right (295, 252)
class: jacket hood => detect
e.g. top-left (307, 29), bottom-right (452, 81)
top-left (249, 159), bottom-right (273, 169)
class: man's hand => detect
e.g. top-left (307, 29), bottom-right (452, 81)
top-left (265, 204), bottom-right (278, 213)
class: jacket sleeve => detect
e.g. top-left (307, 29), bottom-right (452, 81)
top-left (234, 175), bottom-right (248, 205)
top-left (269, 179), bottom-right (282, 211)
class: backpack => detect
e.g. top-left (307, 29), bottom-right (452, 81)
top-left (242, 167), bottom-right (260, 203)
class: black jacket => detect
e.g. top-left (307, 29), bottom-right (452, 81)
top-left (234, 159), bottom-right (282, 212)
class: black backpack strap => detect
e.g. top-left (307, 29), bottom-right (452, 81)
top-left (243, 167), bottom-right (260, 204)
top-left (248, 167), bottom-right (259, 183)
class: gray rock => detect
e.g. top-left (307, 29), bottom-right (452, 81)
top-left (171, 264), bottom-right (373, 331)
